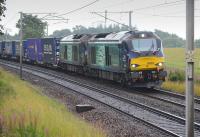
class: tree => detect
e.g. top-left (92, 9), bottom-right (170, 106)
top-left (16, 13), bottom-right (47, 39)
top-left (0, 33), bottom-right (19, 41)
top-left (51, 29), bottom-right (72, 38)
top-left (155, 29), bottom-right (185, 48)
top-left (0, 0), bottom-right (6, 35)
top-left (72, 25), bottom-right (89, 34)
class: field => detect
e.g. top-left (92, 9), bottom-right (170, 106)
top-left (0, 68), bottom-right (106, 137)
top-left (162, 48), bottom-right (200, 96)
top-left (164, 48), bottom-right (200, 74)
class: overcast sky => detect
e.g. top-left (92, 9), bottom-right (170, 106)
top-left (2, 0), bottom-right (200, 39)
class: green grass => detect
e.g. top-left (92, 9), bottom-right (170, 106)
top-left (162, 48), bottom-right (200, 96)
top-left (0, 68), bottom-right (106, 137)
top-left (162, 80), bottom-right (200, 96)
top-left (164, 48), bottom-right (200, 74)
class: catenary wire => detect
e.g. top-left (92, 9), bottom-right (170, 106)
top-left (58, 0), bottom-right (100, 16)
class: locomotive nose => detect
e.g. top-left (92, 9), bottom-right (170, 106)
top-left (130, 57), bottom-right (165, 71)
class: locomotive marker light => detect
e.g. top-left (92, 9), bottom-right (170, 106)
top-left (186, 0), bottom-right (195, 137)
top-left (140, 33), bottom-right (145, 38)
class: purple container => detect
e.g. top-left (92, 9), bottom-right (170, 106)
top-left (41, 38), bottom-right (60, 66)
top-left (26, 38), bottom-right (43, 63)
top-left (4, 41), bottom-right (12, 56)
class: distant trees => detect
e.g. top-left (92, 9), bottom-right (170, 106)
top-left (154, 29), bottom-right (200, 48)
top-left (72, 24), bottom-right (129, 34)
top-left (51, 24), bottom-right (130, 37)
top-left (3, 18), bottom-right (200, 48)
top-left (0, 33), bottom-right (19, 41)
top-left (0, 0), bottom-right (6, 35)
top-left (52, 26), bottom-right (188, 48)
top-left (16, 13), bottom-right (47, 39)
top-left (154, 29), bottom-right (185, 48)
top-left (51, 29), bottom-right (72, 38)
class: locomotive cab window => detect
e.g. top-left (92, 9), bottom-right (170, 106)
top-left (131, 38), bottom-right (157, 52)
top-left (130, 38), bottom-right (163, 57)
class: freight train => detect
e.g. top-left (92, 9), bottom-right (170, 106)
top-left (0, 31), bottom-right (167, 88)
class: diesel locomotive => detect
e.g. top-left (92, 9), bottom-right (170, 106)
top-left (59, 31), bottom-right (167, 88)
top-left (0, 30), bottom-right (167, 88)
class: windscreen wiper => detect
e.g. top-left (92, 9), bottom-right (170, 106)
top-left (152, 48), bottom-right (160, 55)
top-left (131, 50), bottom-right (141, 56)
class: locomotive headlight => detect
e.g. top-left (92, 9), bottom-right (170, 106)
top-left (131, 64), bottom-right (138, 68)
top-left (157, 62), bottom-right (163, 67)
top-left (132, 64), bottom-right (136, 68)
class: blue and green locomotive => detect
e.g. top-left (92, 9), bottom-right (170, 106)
top-left (59, 31), bottom-right (167, 88)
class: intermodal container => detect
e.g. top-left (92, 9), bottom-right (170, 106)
top-left (26, 38), bottom-right (42, 63)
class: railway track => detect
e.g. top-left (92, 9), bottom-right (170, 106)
top-left (154, 88), bottom-right (200, 104)
top-left (87, 80), bottom-right (200, 114)
top-left (131, 88), bottom-right (200, 113)
top-left (1, 60), bottom-right (200, 137)
top-left (1, 60), bottom-right (200, 116)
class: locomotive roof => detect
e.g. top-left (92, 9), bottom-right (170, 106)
top-left (61, 34), bottom-right (93, 42)
top-left (60, 31), bottom-right (160, 43)
top-left (89, 31), bottom-right (159, 42)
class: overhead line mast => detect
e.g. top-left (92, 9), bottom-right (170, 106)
top-left (186, 0), bottom-right (195, 137)
top-left (91, 10), bottom-right (133, 31)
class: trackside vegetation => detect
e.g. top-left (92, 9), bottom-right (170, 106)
top-left (162, 48), bottom-right (200, 96)
top-left (0, 68), bottom-right (106, 137)
top-left (164, 48), bottom-right (200, 74)
top-left (162, 69), bottom-right (200, 96)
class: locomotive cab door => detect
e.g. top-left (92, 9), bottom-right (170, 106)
top-left (119, 42), bottom-right (129, 72)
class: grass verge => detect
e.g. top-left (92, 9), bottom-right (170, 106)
top-left (163, 48), bottom-right (200, 96)
top-left (164, 48), bottom-right (200, 75)
top-left (161, 69), bottom-right (200, 96)
top-left (162, 80), bottom-right (200, 96)
top-left (0, 67), bottom-right (106, 137)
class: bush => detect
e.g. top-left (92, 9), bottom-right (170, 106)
top-left (168, 70), bottom-right (185, 82)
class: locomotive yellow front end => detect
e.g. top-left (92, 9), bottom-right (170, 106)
top-left (127, 32), bottom-right (167, 88)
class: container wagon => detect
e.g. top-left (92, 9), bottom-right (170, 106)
top-left (41, 38), bottom-right (60, 67)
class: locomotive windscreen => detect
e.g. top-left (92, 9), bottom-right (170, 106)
top-left (131, 38), bottom-right (158, 52)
